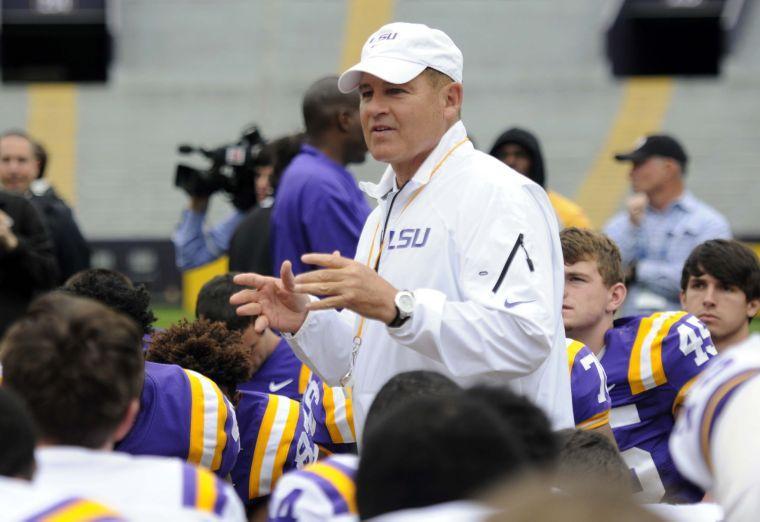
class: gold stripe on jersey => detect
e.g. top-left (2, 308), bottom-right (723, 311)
top-left (271, 399), bottom-right (301, 486)
top-left (700, 370), bottom-right (760, 473)
top-left (577, 409), bottom-right (611, 431)
top-left (210, 390), bottom-right (228, 472)
top-left (38, 499), bottom-right (120, 522)
top-left (249, 395), bottom-right (279, 498)
top-left (628, 312), bottom-right (686, 395)
top-left (186, 370), bottom-right (206, 465)
top-left (299, 364), bottom-right (312, 395)
top-left (184, 370), bottom-right (227, 471)
top-left (672, 374), bottom-right (698, 416)
top-left (307, 461), bottom-right (358, 514)
top-left (195, 467), bottom-right (218, 512)
top-left (345, 387), bottom-right (357, 441)
top-left (566, 339), bottom-right (586, 373)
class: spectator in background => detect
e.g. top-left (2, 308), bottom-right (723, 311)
top-left (0, 131), bottom-right (90, 283)
top-left (271, 75), bottom-right (370, 276)
top-left (489, 127), bottom-right (591, 229)
top-left (680, 239), bottom-right (760, 352)
top-left (0, 189), bottom-right (57, 336)
top-left (228, 133), bottom-right (305, 275)
top-left (604, 134), bottom-right (731, 316)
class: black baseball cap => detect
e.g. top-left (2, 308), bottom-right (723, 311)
top-left (614, 134), bottom-right (688, 166)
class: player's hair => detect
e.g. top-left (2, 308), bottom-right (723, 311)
top-left (488, 485), bottom-right (661, 522)
top-left (681, 239), bottom-right (760, 311)
top-left (357, 394), bottom-right (526, 519)
top-left (555, 429), bottom-right (630, 496)
top-left (561, 227), bottom-right (624, 287)
top-left (468, 385), bottom-right (559, 471)
top-left (62, 268), bottom-right (156, 336)
top-left (423, 67), bottom-right (454, 87)
top-left (0, 292), bottom-right (144, 449)
top-left (146, 318), bottom-right (254, 397)
top-left (0, 388), bottom-right (37, 480)
top-left (302, 75), bottom-right (360, 139)
top-left (363, 370), bottom-right (460, 438)
top-left (196, 273), bottom-right (253, 332)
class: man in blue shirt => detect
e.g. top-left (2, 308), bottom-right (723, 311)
top-left (271, 75), bottom-right (370, 275)
top-left (604, 134), bottom-right (731, 316)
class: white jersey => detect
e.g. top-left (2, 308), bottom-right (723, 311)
top-left (33, 446), bottom-right (246, 521)
top-left (645, 502), bottom-right (723, 522)
top-left (269, 454), bottom-right (359, 522)
top-left (670, 333), bottom-right (760, 490)
top-left (0, 476), bottom-right (123, 521)
top-left (286, 121), bottom-right (573, 437)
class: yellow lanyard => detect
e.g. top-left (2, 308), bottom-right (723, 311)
top-left (340, 137), bottom-right (470, 386)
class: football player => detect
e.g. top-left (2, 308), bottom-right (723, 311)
top-left (199, 273), bottom-right (358, 453)
top-left (566, 339), bottom-right (613, 437)
top-left (1, 293), bottom-right (244, 520)
top-left (679, 239), bottom-right (760, 352)
top-left (561, 227), bottom-right (716, 503)
top-left (670, 334), bottom-right (760, 520)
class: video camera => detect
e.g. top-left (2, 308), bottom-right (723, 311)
top-left (174, 124), bottom-right (267, 211)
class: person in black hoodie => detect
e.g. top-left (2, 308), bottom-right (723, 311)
top-left (0, 131), bottom-right (90, 283)
top-left (489, 127), bottom-right (591, 229)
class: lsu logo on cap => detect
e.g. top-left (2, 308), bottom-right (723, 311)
top-left (368, 31), bottom-right (398, 47)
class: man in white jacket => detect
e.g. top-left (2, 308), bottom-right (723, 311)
top-left (232, 22), bottom-right (572, 437)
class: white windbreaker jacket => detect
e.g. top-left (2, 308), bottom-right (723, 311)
top-left (286, 121), bottom-right (573, 437)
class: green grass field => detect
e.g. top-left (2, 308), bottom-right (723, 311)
top-left (153, 306), bottom-right (192, 329)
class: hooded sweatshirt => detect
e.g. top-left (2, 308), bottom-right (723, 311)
top-left (488, 127), bottom-right (546, 188)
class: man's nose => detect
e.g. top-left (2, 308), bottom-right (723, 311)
top-left (703, 285), bottom-right (717, 306)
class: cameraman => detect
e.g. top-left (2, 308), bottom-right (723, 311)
top-left (172, 191), bottom-right (246, 271)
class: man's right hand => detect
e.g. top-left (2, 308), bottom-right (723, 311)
top-left (230, 260), bottom-right (309, 334)
top-left (626, 193), bottom-right (648, 227)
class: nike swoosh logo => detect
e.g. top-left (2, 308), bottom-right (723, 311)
top-left (607, 383), bottom-right (616, 393)
top-left (269, 379), bottom-right (294, 393)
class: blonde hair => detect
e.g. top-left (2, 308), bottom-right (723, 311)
top-left (560, 227), bottom-right (624, 287)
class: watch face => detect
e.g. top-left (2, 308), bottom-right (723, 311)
top-left (398, 293), bottom-right (415, 313)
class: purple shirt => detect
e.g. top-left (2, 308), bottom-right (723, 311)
top-left (602, 312), bottom-right (717, 503)
top-left (115, 361), bottom-right (240, 478)
top-left (271, 145), bottom-right (371, 275)
top-left (239, 338), bottom-right (307, 400)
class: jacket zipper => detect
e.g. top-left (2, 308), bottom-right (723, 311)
top-left (492, 233), bottom-right (534, 293)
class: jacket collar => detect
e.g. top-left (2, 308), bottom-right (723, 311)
top-left (360, 121), bottom-right (470, 202)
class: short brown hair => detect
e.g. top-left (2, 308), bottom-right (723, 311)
top-left (560, 228), bottom-right (624, 288)
top-left (146, 319), bottom-right (254, 396)
top-left (0, 292), bottom-right (144, 449)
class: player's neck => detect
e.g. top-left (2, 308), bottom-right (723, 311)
top-left (567, 317), bottom-right (614, 355)
top-left (713, 326), bottom-right (750, 353)
top-left (258, 329), bottom-right (281, 360)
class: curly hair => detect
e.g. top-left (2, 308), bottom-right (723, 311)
top-left (146, 319), bottom-right (254, 396)
top-left (62, 268), bottom-right (157, 336)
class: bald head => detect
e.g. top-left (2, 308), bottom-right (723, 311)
top-left (302, 75), bottom-right (360, 139)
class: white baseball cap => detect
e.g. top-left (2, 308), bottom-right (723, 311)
top-left (337, 22), bottom-right (463, 93)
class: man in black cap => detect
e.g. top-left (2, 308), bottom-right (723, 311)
top-left (604, 134), bottom-right (731, 315)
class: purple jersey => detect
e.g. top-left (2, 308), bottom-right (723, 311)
top-left (239, 338), bottom-right (310, 401)
top-left (602, 312), bottom-right (717, 503)
top-left (231, 391), bottom-right (318, 504)
top-left (302, 374), bottom-right (357, 454)
top-left (115, 361), bottom-right (240, 478)
top-left (566, 339), bottom-right (611, 430)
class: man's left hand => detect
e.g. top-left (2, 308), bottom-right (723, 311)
top-left (293, 252), bottom-right (398, 325)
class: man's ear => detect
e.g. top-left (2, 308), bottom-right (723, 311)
top-left (113, 398), bottom-right (140, 444)
top-left (606, 282), bottom-right (627, 314)
top-left (442, 82), bottom-right (463, 120)
top-left (336, 109), bottom-right (353, 133)
top-left (679, 290), bottom-right (687, 310)
top-left (747, 298), bottom-right (760, 320)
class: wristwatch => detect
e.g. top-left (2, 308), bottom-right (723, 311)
top-left (388, 290), bottom-right (415, 328)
